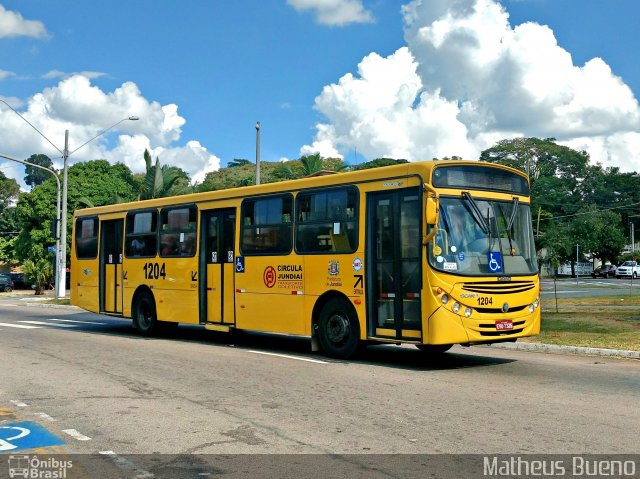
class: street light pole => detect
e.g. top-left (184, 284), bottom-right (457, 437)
top-left (255, 121), bottom-right (261, 185)
top-left (58, 130), bottom-right (70, 297)
top-left (0, 153), bottom-right (61, 296)
top-left (0, 99), bottom-right (138, 297)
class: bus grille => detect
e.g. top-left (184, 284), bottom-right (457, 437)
top-left (461, 281), bottom-right (536, 294)
top-left (474, 305), bottom-right (527, 314)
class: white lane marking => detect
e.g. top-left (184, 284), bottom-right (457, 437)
top-left (247, 350), bottom-right (328, 364)
top-left (36, 412), bottom-right (56, 422)
top-left (1, 304), bottom-right (16, 307)
top-left (10, 400), bottom-right (28, 407)
top-left (47, 318), bottom-right (102, 325)
top-left (0, 322), bottom-right (40, 329)
top-left (19, 321), bottom-right (77, 328)
top-left (62, 429), bottom-right (91, 441)
top-left (99, 451), bottom-right (155, 478)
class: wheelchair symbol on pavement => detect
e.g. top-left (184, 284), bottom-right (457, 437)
top-left (0, 422), bottom-right (64, 452)
top-left (487, 252), bottom-right (503, 273)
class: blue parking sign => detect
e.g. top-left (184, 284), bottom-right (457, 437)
top-left (0, 422), bottom-right (64, 452)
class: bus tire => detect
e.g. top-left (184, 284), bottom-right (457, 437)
top-left (133, 291), bottom-right (157, 335)
top-left (416, 344), bottom-right (453, 354)
top-left (318, 298), bottom-right (360, 359)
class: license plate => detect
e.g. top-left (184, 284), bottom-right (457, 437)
top-left (495, 320), bottom-right (513, 331)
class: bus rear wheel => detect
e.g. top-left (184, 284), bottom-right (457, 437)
top-left (318, 298), bottom-right (360, 359)
top-left (416, 344), bottom-right (453, 354)
top-left (133, 291), bottom-right (157, 335)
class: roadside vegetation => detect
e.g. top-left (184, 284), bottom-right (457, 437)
top-left (528, 296), bottom-right (640, 350)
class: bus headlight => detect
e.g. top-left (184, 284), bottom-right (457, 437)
top-left (528, 304), bottom-right (535, 313)
top-left (441, 294), bottom-right (449, 304)
top-left (453, 302), bottom-right (460, 313)
top-left (533, 298), bottom-right (539, 309)
top-left (465, 307), bottom-right (472, 317)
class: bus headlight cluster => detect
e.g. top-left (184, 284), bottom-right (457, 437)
top-left (441, 294), bottom-right (449, 305)
top-left (529, 298), bottom-right (540, 313)
top-left (452, 302), bottom-right (460, 313)
top-left (464, 307), bottom-right (472, 317)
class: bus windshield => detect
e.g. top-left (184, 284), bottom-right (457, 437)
top-left (429, 196), bottom-right (538, 276)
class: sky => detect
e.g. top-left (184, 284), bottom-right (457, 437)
top-left (1, 0), bottom-right (639, 188)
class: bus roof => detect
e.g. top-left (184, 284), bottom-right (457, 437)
top-left (73, 160), bottom-right (528, 217)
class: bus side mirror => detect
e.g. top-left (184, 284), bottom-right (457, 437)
top-left (426, 197), bottom-right (438, 226)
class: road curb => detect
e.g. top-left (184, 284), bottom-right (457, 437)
top-left (488, 341), bottom-right (640, 359)
top-left (20, 302), bottom-right (81, 310)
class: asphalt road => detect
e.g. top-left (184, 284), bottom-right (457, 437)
top-left (542, 276), bottom-right (640, 297)
top-left (0, 299), bottom-right (639, 477)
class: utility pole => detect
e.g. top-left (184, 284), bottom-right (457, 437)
top-left (255, 121), bottom-right (261, 185)
top-left (58, 130), bottom-right (69, 297)
top-left (576, 243), bottom-right (579, 285)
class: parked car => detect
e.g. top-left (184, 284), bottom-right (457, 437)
top-left (0, 273), bottom-right (14, 292)
top-left (591, 264), bottom-right (617, 278)
top-left (9, 272), bottom-right (27, 289)
top-left (616, 261), bottom-right (640, 279)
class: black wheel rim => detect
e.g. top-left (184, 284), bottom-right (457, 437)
top-left (326, 312), bottom-right (350, 345)
top-left (138, 300), bottom-right (152, 329)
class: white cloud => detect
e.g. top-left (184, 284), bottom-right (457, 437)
top-left (304, 0), bottom-right (640, 171)
top-left (0, 74), bottom-right (221, 187)
top-left (0, 4), bottom-right (47, 38)
top-left (0, 69), bottom-right (14, 79)
top-left (287, 0), bottom-right (373, 26)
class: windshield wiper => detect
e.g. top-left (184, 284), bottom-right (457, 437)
top-left (498, 198), bottom-right (520, 255)
top-left (462, 192), bottom-right (490, 234)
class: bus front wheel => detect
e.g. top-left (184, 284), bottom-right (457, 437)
top-left (416, 344), bottom-right (453, 354)
top-left (318, 298), bottom-right (360, 359)
top-left (133, 291), bottom-right (157, 335)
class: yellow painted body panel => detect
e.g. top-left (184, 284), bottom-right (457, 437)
top-left (70, 160), bottom-right (539, 348)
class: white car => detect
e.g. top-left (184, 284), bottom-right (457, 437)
top-left (616, 261), bottom-right (640, 278)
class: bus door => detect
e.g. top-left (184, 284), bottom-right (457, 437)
top-left (199, 209), bottom-right (236, 325)
top-left (100, 219), bottom-right (124, 314)
top-left (367, 188), bottom-right (422, 340)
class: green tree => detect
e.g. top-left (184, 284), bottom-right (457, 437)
top-left (0, 171), bottom-right (20, 264)
top-left (24, 154), bottom-right (55, 187)
top-left (14, 160), bottom-right (138, 265)
top-left (138, 149), bottom-right (191, 199)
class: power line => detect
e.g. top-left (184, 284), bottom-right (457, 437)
top-left (539, 201), bottom-right (640, 221)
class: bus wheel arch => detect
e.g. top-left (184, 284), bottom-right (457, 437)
top-left (313, 292), bottom-right (361, 359)
top-left (131, 286), bottom-right (157, 335)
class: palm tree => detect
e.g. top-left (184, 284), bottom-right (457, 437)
top-left (138, 149), bottom-right (191, 200)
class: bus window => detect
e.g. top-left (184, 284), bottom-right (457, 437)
top-left (295, 187), bottom-right (358, 254)
top-left (159, 206), bottom-right (197, 257)
top-left (125, 210), bottom-right (158, 257)
top-left (75, 217), bottom-right (99, 259)
top-left (241, 195), bottom-right (292, 255)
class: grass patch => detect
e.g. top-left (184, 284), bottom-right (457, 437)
top-left (42, 298), bottom-right (71, 305)
top-left (523, 312), bottom-right (640, 351)
top-left (542, 295), bottom-right (640, 308)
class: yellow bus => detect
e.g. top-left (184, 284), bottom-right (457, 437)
top-left (71, 160), bottom-right (540, 358)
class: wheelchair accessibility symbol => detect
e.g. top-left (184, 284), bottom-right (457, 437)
top-left (487, 252), bottom-right (503, 274)
top-left (235, 256), bottom-right (245, 273)
top-left (0, 422), bottom-right (64, 452)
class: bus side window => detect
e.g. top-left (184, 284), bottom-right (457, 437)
top-left (125, 210), bottom-right (158, 258)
